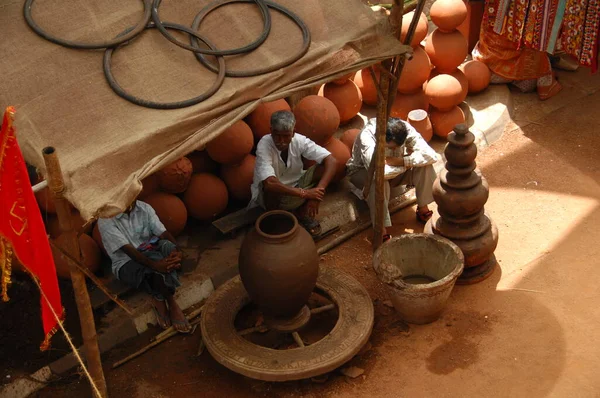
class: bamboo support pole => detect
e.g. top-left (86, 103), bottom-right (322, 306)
top-left (42, 147), bottom-right (108, 398)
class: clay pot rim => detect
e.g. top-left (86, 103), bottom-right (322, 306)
top-left (255, 210), bottom-right (299, 242)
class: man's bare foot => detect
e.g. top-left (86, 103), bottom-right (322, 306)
top-left (151, 298), bottom-right (171, 330)
top-left (166, 296), bottom-right (191, 333)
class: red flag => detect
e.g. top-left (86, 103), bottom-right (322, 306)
top-left (0, 106), bottom-right (64, 351)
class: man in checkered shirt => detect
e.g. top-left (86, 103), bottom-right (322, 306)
top-left (346, 117), bottom-right (440, 241)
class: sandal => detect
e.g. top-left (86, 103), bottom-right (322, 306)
top-left (172, 318), bottom-right (192, 334)
top-left (152, 306), bottom-right (171, 330)
top-left (538, 77), bottom-right (562, 101)
top-left (416, 209), bottom-right (433, 224)
top-left (297, 216), bottom-right (322, 238)
top-left (383, 234), bottom-right (392, 243)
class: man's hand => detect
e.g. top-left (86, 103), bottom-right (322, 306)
top-left (303, 187), bottom-right (325, 201)
top-left (153, 253), bottom-right (181, 273)
top-left (306, 200), bottom-right (320, 218)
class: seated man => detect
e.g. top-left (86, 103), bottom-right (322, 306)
top-left (346, 117), bottom-right (440, 241)
top-left (98, 200), bottom-right (191, 333)
top-left (249, 110), bottom-right (338, 236)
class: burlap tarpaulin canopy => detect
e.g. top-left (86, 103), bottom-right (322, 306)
top-left (0, 0), bottom-right (409, 220)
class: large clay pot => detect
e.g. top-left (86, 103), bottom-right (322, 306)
top-left (321, 80), bottom-right (363, 124)
top-left (239, 211), bottom-right (319, 317)
top-left (293, 95), bottom-right (340, 145)
top-left (429, 106), bottom-right (466, 138)
top-left (354, 68), bottom-right (379, 106)
top-left (187, 150), bottom-right (218, 174)
top-left (45, 210), bottom-right (88, 239)
top-left (408, 109), bottom-right (433, 142)
top-left (324, 138), bottom-right (351, 181)
top-left (430, 67), bottom-right (468, 103)
top-left (425, 29), bottom-right (468, 73)
top-left (459, 60), bottom-right (491, 94)
top-left (430, 0), bottom-right (468, 32)
top-left (92, 223), bottom-right (107, 255)
top-left (142, 192), bottom-right (188, 236)
top-left (184, 173), bottom-right (228, 221)
top-left (138, 174), bottom-right (160, 200)
top-left (401, 11), bottom-right (429, 47)
top-left (390, 87), bottom-right (429, 120)
top-left (156, 157), bottom-right (193, 194)
top-left (246, 99), bottom-right (291, 141)
top-left (332, 72), bottom-right (355, 85)
top-left (398, 47), bottom-right (432, 94)
top-left (52, 234), bottom-right (101, 280)
top-left (340, 128), bottom-right (361, 151)
top-left (35, 186), bottom-right (57, 214)
top-left (220, 154), bottom-right (256, 202)
top-left (425, 74), bottom-right (464, 111)
top-left (207, 120), bottom-right (254, 165)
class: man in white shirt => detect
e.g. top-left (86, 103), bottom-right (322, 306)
top-left (250, 110), bottom-right (338, 236)
top-left (346, 117), bottom-right (440, 240)
top-left (98, 200), bottom-right (191, 333)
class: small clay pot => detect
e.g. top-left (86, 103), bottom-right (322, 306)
top-left (398, 47), bottom-right (432, 94)
top-left (293, 95), bottom-right (341, 145)
top-left (239, 211), bottom-right (319, 317)
top-left (138, 174), bottom-right (160, 200)
top-left (459, 60), bottom-right (491, 94)
top-left (390, 87), bottom-right (430, 120)
top-left (430, 67), bottom-right (468, 104)
top-left (183, 173), bottom-right (228, 221)
top-left (429, 106), bottom-right (466, 138)
top-left (156, 157), bottom-right (193, 194)
top-left (426, 74), bottom-right (464, 111)
top-left (430, 0), bottom-right (468, 32)
top-left (401, 11), bottom-right (429, 47)
top-left (220, 154), bottom-right (256, 203)
top-left (52, 234), bottom-right (101, 280)
top-left (246, 99), bottom-right (291, 141)
top-left (323, 138), bottom-right (351, 181)
top-left (187, 150), bottom-right (218, 174)
top-left (321, 80), bottom-right (363, 124)
top-left (142, 192), bottom-right (188, 236)
top-left (340, 128), bottom-right (361, 151)
top-left (425, 29), bottom-right (468, 73)
top-left (207, 120), bottom-right (254, 165)
top-left (408, 109), bottom-right (433, 142)
top-left (354, 68), bottom-right (379, 106)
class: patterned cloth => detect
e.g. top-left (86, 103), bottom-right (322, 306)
top-left (562, 0), bottom-right (600, 70)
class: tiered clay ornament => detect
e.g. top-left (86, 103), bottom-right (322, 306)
top-left (293, 95), bottom-right (341, 145)
top-left (425, 30), bottom-right (468, 73)
top-left (429, 106), bottom-right (466, 138)
top-left (390, 87), bottom-right (429, 120)
top-left (459, 60), bottom-right (492, 94)
top-left (340, 128), bottom-right (361, 151)
top-left (321, 80), bottom-right (363, 124)
top-left (139, 174), bottom-right (160, 200)
top-left (408, 109), bottom-right (433, 142)
top-left (425, 74), bottom-right (464, 111)
top-left (184, 173), bottom-right (229, 221)
top-left (143, 192), bottom-right (188, 236)
top-left (52, 234), bottom-right (101, 280)
top-left (246, 99), bottom-right (291, 141)
top-left (156, 157), bottom-right (193, 194)
top-left (221, 154), bottom-right (256, 202)
top-left (354, 68), bottom-right (379, 106)
top-left (207, 120), bottom-right (254, 165)
top-left (187, 150), bottom-right (218, 174)
top-left (425, 124), bottom-right (498, 284)
top-left (323, 138), bottom-right (351, 181)
top-left (398, 47), bottom-right (432, 94)
top-left (401, 11), bottom-right (429, 47)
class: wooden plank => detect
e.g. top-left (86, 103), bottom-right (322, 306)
top-left (212, 206), bottom-right (264, 235)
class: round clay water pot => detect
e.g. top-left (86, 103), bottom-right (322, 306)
top-left (92, 223), bottom-right (106, 255)
top-left (246, 99), bottom-right (291, 141)
top-left (142, 192), bottom-right (188, 236)
top-left (425, 29), bottom-right (468, 73)
top-left (332, 72), bottom-right (355, 85)
top-left (52, 234), bottom-right (101, 280)
top-left (354, 68), bottom-right (379, 106)
top-left (207, 120), bottom-right (254, 165)
top-left (398, 46), bottom-right (432, 94)
top-left (138, 174), bottom-right (160, 200)
top-left (390, 87), bottom-right (429, 120)
top-left (293, 95), bottom-right (340, 145)
top-left (430, 0), bottom-right (468, 32)
top-left (187, 150), bottom-right (218, 174)
top-left (425, 74), bottom-right (464, 111)
top-left (184, 173), bottom-right (228, 221)
top-left (322, 80), bottom-right (363, 124)
top-left (431, 67), bottom-right (468, 103)
top-left (401, 11), bottom-right (429, 47)
top-left (35, 186), bottom-right (57, 214)
top-left (220, 154), bottom-right (256, 203)
top-left (45, 210), bottom-right (88, 239)
top-left (340, 128), bottom-right (361, 151)
top-left (459, 60), bottom-right (491, 94)
top-left (156, 157), bottom-right (193, 194)
top-left (324, 138), bottom-right (351, 181)
top-left (408, 109), bottom-right (433, 142)
top-left (239, 211), bottom-right (319, 317)
top-left (429, 106), bottom-right (466, 138)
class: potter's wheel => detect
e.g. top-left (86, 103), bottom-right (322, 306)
top-left (200, 266), bottom-right (374, 381)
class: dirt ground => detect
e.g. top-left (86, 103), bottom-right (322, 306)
top-left (33, 67), bottom-right (600, 397)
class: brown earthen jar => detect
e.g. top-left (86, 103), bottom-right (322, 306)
top-left (239, 211), bottom-right (319, 317)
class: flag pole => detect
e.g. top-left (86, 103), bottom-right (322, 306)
top-left (42, 147), bottom-right (108, 398)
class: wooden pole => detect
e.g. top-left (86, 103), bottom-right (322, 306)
top-left (42, 147), bottom-right (108, 398)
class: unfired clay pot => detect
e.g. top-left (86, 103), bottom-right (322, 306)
top-left (183, 173), bottom-right (228, 221)
top-left (293, 95), bottom-right (341, 145)
top-left (156, 157), bottom-right (193, 194)
top-left (142, 192), bottom-right (188, 236)
top-left (324, 138), bottom-right (351, 181)
top-left (430, 0), bottom-right (468, 32)
top-left (390, 87), bottom-right (430, 120)
top-left (138, 174), bottom-right (160, 200)
top-left (430, 67), bottom-right (468, 103)
top-left (354, 68), bottom-right (379, 106)
top-left (459, 60), bottom-right (491, 94)
top-left (187, 150), bottom-right (218, 174)
top-left (239, 211), bottom-right (319, 317)
top-left (424, 29), bottom-right (468, 73)
top-left (220, 154), bottom-right (256, 202)
top-left (340, 128), bottom-right (361, 151)
top-left (332, 72), bottom-right (355, 85)
top-left (425, 74), bottom-right (464, 111)
top-left (321, 80), bottom-right (363, 124)
top-left (398, 46), bottom-right (432, 94)
top-left (429, 106), bottom-right (466, 138)
top-left (408, 109), bottom-right (433, 142)
top-left (246, 99), bottom-right (291, 141)
top-left (401, 11), bottom-right (429, 47)
top-left (52, 234), bottom-right (101, 280)
top-left (207, 120), bottom-right (254, 165)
